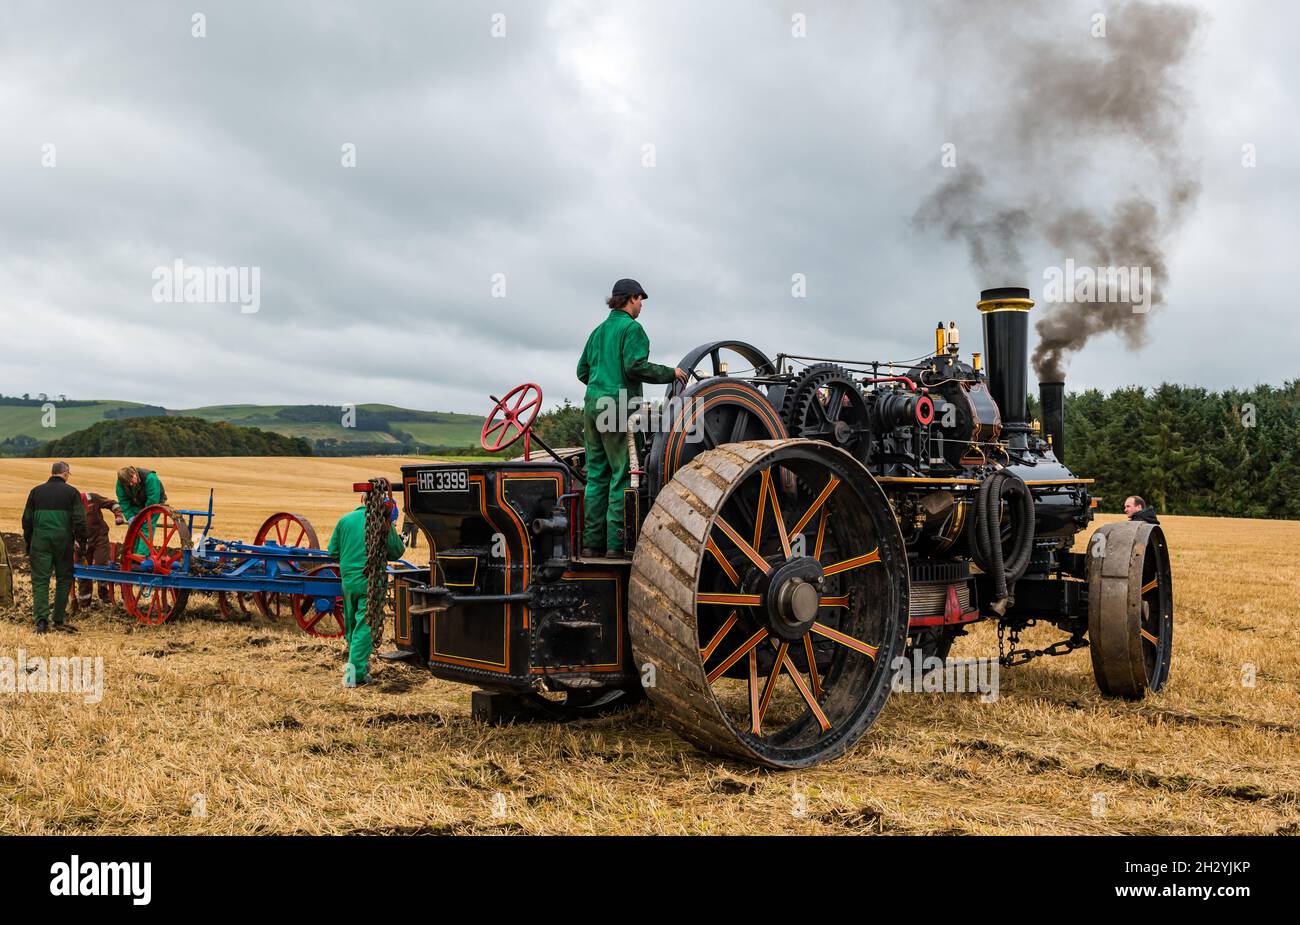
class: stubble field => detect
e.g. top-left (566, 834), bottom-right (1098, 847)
top-left (1, 457), bottom-right (1296, 835)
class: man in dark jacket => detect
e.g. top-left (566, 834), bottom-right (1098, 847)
top-left (21, 461), bottom-right (89, 634)
top-left (76, 490), bottom-right (125, 605)
top-left (1124, 495), bottom-right (1160, 525)
top-left (576, 278), bottom-right (686, 558)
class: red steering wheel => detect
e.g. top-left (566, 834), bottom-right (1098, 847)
top-left (481, 382), bottom-right (543, 454)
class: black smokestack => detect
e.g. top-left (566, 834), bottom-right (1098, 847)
top-left (912, 1), bottom-right (1202, 381)
top-left (978, 287), bottom-right (1032, 427)
top-left (1039, 381), bottom-right (1066, 463)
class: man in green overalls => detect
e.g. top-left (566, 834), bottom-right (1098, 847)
top-left (21, 461), bottom-right (88, 634)
top-left (116, 465), bottom-right (166, 556)
top-left (576, 278), bottom-right (685, 558)
top-left (327, 498), bottom-right (406, 687)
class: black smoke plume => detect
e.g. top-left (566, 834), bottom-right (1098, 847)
top-left (912, 0), bottom-right (1202, 381)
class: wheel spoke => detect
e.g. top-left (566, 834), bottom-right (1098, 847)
top-left (791, 476), bottom-right (840, 536)
top-left (823, 547), bottom-right (881, 576)
top-left (748, 649), bottom-right (761, 734)
top-left (821, 594), bottom-right (849, 607)
top-left (809, 392), bottom-right (831, 426)
top-left (1140, 577), bottom-right (1158, 595)
top-left (814, 508), bottom-right (828, 560)
top-left (705, 539), bottom-right (740, 585)
top-left (712, 516), bottom-right (772, 575)
top-left (803, 635), bottom-right (823, 698)
top-left (760, 469), bottom-right (792, 558)
top-left (751, 471), bottom-right (768, 549)
top-left (782, 649), bottom-right (831, 732)
top-left (697, 592), bottom-right (761, 608)
top-left (727, 408), bottom-right (750, 443)
top-left (706, 628), bottom-right (769, 683)
top-left (700, 612), bottom-right (739, 660)
top-left (756, 642), bottom-right (788, 729)
top-left (1140, 628), bottom-right (1159, 645)
top-left (810, 622), bottom-right (879, 659)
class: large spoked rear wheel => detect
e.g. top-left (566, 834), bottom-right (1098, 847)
top-left (1087, 521), bottom-right (1173, 698)
top-left (630, 439), bottom-right (909, 769)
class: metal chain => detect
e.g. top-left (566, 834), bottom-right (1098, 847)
top-left (363, 478), bottom-right (391, 648)
top-left (998, 618), bottom-right (1089, 667)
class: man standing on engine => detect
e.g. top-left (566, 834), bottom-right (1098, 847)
top-left (327, 497), bottom-right (406, 688)
top-left (21, 461), bottom-right (88, 634)
top-left (576, 278), bottom-right (686, 559)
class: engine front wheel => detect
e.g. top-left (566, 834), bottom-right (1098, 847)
top-left (1087, 520), bottom-right (1173, 698)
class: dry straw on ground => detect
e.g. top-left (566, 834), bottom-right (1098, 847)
top-left (1, 458), bottom-right (1296, 834)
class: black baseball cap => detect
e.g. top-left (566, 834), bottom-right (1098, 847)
top-left (612, 278), bottom-right (648, 299)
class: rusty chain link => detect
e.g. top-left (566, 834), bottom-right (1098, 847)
top-left (363, 478), bottom-right (391, 648)
top-left (998, 619), bottom-right (1089, 668)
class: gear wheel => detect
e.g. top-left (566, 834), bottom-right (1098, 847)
top-left (779, 363), bottom-right (873, 463)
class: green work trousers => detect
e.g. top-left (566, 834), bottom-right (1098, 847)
top-left (30, 535), bottom-right (73, 625)
top-left (342, 587), bottom-right (372, 682)
top-left (583, 410), bottom-right (631, 552)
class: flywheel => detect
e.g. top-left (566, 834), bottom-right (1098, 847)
top-left (629, 439), bottom-right (909, 768)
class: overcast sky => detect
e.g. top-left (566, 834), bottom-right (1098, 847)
top-left (1, 0), bottom-right (1295, 414)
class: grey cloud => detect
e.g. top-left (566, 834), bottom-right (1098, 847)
top-left (0, 0), bottom-right (1296, 413)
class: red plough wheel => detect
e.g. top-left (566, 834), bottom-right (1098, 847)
top-left (252, 512), bottom-right (319, 621)
top-left (291, 564), bottom-right (346, 638)
top-left (119, 505), bottom-right (192, 625)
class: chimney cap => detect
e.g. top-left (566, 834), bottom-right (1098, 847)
top-left (980, 286), bottom-right (1030, 301)
top-left (977, 286), bottom-right (1034, 313)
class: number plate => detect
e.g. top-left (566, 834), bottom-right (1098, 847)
top-left (418, 469), bottom-right (469, 492)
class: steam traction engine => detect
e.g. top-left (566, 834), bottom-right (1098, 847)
top-left (389, 287), bottom-right (1173, 768)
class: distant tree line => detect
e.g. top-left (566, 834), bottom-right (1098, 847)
top-left (1041, 381), bottom-right (1300, 519)
top-left (104, 405), bottom-right (168, 419)
top-left (278, 405), bottom-right (395, 432)
top-left (0, 394), bottom-right (94, 407)
top-left (35, 417), bottom-right (311, 457)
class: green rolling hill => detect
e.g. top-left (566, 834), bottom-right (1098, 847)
top-left (0, 397), bottom-right (485, 456)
